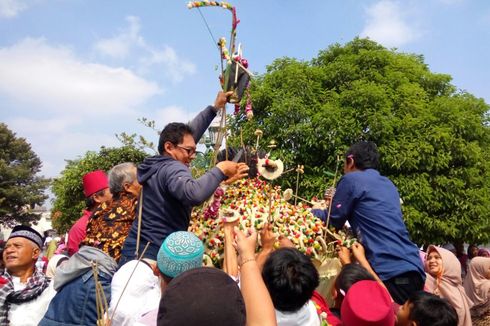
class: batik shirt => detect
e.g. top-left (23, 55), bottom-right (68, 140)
top-left (82, 192), bottom-right (138, 262)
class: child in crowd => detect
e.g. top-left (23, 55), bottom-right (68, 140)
top-left (331, 263), bottom-right (376, 318)
top-left (157, 227), bottom-right (277, 326)
top-left (341, 280), bottom-right (395, 326)
top-left (262, 247), bottom-right (341, 325)
top-left (110, 231), bottom-right (204, 326)
top-left (396, 291), bottom-right (458, 326)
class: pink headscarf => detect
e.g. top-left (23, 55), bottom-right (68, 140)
top-left (463, 257), bottom-right (490, 317)
top-left (477, 248), bottom-right (490, 257)
top-left (425, 246), bottom-right (473, 326)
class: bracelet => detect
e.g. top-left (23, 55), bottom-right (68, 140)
top-left (239, 258), bottom-right (255, 267)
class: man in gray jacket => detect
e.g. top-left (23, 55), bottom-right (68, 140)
top-left (121, 91), bottom-right (248, 262)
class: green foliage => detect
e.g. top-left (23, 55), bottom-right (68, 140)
top-left (51, 146), bottom-right (148, 233)
top-left (115, 117), bottom-right (159, 155)
top-left (0, 123), bottom-right (50, 227)
top-left (228, 37), bottom-right (490, 245)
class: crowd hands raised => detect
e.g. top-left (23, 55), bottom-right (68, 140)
top-left (1, 93), bottom-right (489, 325)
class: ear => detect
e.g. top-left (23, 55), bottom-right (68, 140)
top-left (123, 182), bottom-right (131, 192)
top-left (163, 141), bottom-right (174, 154)
top-left (32, 247), bottom-right (40, 260)
top-left (347, 156), bottom-right (356, 169)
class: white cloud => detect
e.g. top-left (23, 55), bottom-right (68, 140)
top-left (0, 0), bottom-right (26, 18)
top-left (94, 16), bottom-right (143, 59)
top-left (360, 0), bottom-right (421, 47)
top-left (140, 46), bottom-right (196, 83)
top-left (153, 105), bottom-right (195, 127)
top-left (94, 16), bottom-right (196, 83)
top-left (8, 117), bottom-right (120, 177)
top-left (0, 37), bottom-right (166, 178)
top-left (0, 38), bottom-right (161, 116)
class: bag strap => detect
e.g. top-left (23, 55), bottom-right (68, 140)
top-left (135, 187), bottom-right (143, 258)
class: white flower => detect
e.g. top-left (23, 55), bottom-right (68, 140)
top-left (283, 188), bottom-right (293, 201)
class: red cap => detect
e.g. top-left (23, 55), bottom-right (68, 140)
top-left (82, 170), bottom-right (109, 197)
top-left (341, 280), bottom-right (395, 326)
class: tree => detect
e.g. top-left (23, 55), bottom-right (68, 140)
top-left (51, 145), bottom-right (148, 233)
top-left (228, 38), bottom-right (490, 246)
top-left (0, 123), bottom-right (50, 227)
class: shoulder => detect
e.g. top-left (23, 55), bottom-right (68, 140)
top-left (69, 213), bottom-right (90, 233)
top-left (158, 159), bottom-right (187, 174)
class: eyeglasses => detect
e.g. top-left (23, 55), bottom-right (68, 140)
top-left (177, 145), bottom-right (196, 156)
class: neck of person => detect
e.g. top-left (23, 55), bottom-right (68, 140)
top-left (10, 265), bottom-right (35, 283)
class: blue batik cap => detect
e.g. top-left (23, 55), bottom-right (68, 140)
top-left (157, 231), bottom-right (204, 279)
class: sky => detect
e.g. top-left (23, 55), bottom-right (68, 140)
top-left (1, 0), bottom-right (489, 181)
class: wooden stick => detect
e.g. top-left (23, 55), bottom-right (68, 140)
top-left (268, 189), bottom-right (274, 223)
top-left (289, 193), bottom-right (316, 206)
top-left (325, 155), bottom-right (340, 228)
top-left (91, 263), bottom-right (102, 324)
top-left (294, 167), bottom-right (300, 206)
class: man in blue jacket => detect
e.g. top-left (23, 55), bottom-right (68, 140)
top-left (121, 91), bottom-right (248, 262)
top-left (312, 141), bottom-right (425, 304)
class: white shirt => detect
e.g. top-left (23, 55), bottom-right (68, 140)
top-left (275, 300), bottom-right (321, 326)
top-left (109, 260), bottom-right (161, 326)
top-left (9, 281), bottom-right (56, 326)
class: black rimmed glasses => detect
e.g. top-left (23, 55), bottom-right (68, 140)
top-left (177, 145), bottom-right (196, 156)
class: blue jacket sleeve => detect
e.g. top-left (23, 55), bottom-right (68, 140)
top-left (188, 105), bottom-right (218, 143)
top-left (311, 209), bottom-right (327, 222)
top-left (328, 176), bottom-right (356, 229)
top-left (165, 163), bottom-right (227, 206)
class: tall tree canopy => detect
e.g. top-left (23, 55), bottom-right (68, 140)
top-left (229, 38), bottom-right (490, 246)
top-left (51, 146), bottom-right (148, 233)
top-left (0, 123), bottom-right (50, 227)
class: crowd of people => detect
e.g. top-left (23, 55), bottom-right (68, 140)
top-left (1, 91), bottom-right (489, 325)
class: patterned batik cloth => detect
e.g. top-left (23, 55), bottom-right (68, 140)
top-left (0, 270), bottom-right (50, 325)
top-left (81, 192), bottom-right (138, 262)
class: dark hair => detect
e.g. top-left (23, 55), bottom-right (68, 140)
top-left (407, 291), bottom-right (458, 326)
top-left (467, 244), bottom-right (479, 259)
top-left (158, 123), bottom-right (193, 155)
top-left (158, 268), bottom-right (245, 326)
top-left (345, 141), bottom-right (379, 170)
top-left (262, 248), bottom-right (319, 312)
top-left (85, 188), bottom-right (107, 210)
top-left (335, 264), bottom-right (375, 297)
top-left (216, 147), bottom-right (266, 178)
top-left (0, 249), bottom-right (4, 269)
